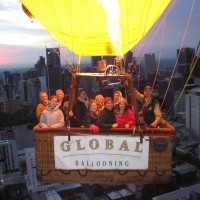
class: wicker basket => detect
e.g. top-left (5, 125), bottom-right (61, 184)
top-left (34, 126), bottom-right (174, 184)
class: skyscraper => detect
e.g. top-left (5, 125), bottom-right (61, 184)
top-left (27, 78), bottom-right (41, 106)
top-left (19, 80), bottom-right (28, 104)
top-left (0, 140), bottom-right (19, 174)
top-left (24, 148), bottom-right (45, 193)
top-left (46, 48), bottom-right (61, 68)
top-left (46, 48), bottom-right (62, 95)
top-left (24, 147), bottom-right (59, 194)
top-left (2, 71), bottom-right (12, 85)
top-left (144, 53), bottom-right (156, 80)
top-left (2, 71), bottom-right (13, 99)
top-left (186, 88), bottom-right (200, 138)
top-left (35, 56), bottom-right (46, 76)
top-left (193, 55), bottom-right (200, 77)
top-left (177, 47), bottom-right (195, 76)
top-left (46, 67), bottom-right (62, 96)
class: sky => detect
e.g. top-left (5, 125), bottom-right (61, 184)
top-left (0, 0), bottom-right (200, 69)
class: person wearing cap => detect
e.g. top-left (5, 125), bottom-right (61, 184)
top-left (134, 86), bottom-right (162, 128)
top-left (115, 98), bottom-right (136, 128)
top-left (97, 97), bottom-right (118, 129)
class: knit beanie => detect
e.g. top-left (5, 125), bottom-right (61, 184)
top-left (104, 97), bottom-right (113, 104)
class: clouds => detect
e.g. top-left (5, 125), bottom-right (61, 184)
top-left (0, 0), bottom-right (47, 46)
top-left (0, 0), bottom-right (200, 68)
top-left (1, 44), bottom-right (45, 65)
top-left (139, 0), bottom-right (200, 59)
top-left (0, 0), bottom-right (58, 67)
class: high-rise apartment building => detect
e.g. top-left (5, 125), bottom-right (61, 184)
top-left (46, 67), bottom-right (62, 96)
top-left (27, 78), bottom-right (41, 106)
top-left (2, 71), bottom-right (12, 85)
top-left (46, 48), bottom-right (62, 95)
top-left (177, 47), bottom-right (195, 76)
top-left (0, 129), bottom-right (15, 140)
top-left (46, 48), bottom-right (61, 68)
top-left (12, 72), bottom-right (21, 97)
top-left (35, 56), bottom-right (46, 76)
top-left (194, 56), bottom-right (200, 77)
top-left (24, 148), bottom-right (45, 193)
top-left (144, 53), bottom-right (156, 80)
top-left (38, 76), bottom-right (47, 92)
top-left (19, 80), bottom-right (28, 104)
top-left (186, 88), bottom-right (200, 137)
top-left (171, 73), bottom-right (186, 91)
top-left (0, 140), bottom-right (19, 174)
top-left (12, 124), bottom-right (34, 150)
top-left (174, 91), bottom-right (186, 120)
top-left (24, 148), bottom-right (58, 194)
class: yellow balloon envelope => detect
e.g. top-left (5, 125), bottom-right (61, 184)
top-left (21, 0), bottom-right (171, 56)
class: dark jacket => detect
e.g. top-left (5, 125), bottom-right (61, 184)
top-left (97, 108), bottom-right (116, 129)
top-left (143, 98), bottom-right (159, 126)
top-left (71, 99), bottom-right (87, 127)
top-left (83, 111), bottom-right (98, 127)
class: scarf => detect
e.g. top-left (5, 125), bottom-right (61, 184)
top-left (78, 97), bottom-right (89, 109)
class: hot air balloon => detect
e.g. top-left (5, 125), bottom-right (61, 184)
top-left (21, 0), bottom-right (171, 56)
top-left (22, 0), bottom-right (175, 184)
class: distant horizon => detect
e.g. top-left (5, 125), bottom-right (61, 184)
top-left (0, 57), bottom-right (177, 73)
top-left (1, 0), bottom-right (199, 68)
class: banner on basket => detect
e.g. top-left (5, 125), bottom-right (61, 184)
top-left (54, 135), bottom-right (149, 170)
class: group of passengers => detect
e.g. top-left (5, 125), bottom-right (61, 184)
top-left (36, 86), bottom-right (173, 132)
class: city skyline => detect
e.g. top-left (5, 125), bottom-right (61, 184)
top-left (0, 0), bottom-right (200, 69)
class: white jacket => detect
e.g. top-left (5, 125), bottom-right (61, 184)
top-left (39, 106), bottom-right (64, 128)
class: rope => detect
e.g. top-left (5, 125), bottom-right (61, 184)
top-left (134, 1), bottom-right (177, 89)
top-left (167, 52), bottom-right (200, 120)
top-left (152, 19), bottom-right (166, 90)
top-left (161, 0), bottom-right (197, 109)
top-left (49, 0), bottom-right (73, 66)
top-left (166, 41), bottom-right (200, 120)
top-left (136, 0), bottom-right (177, 59)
